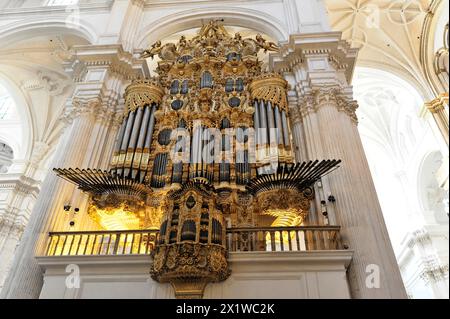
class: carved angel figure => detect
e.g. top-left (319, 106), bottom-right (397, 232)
top-left (241, 38), bottom-right (259, 56)
top-left (255, 34), bottom-right (279, 52)
top-left (178, 35), bottom-right (188, 50)
top-left (159, 43), bottom-right (178, 60)
top-left (141, 40), bottom-right (162, 59)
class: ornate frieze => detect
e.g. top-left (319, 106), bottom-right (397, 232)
top-left (60, 97), bottom-right (120, 127)
top-left (290, 87), bottom-right (359, 123)
top-left (53, 22), bottom-right (342, 299)
top-left (420, 261), bottom-right (449, 284)
top-left (124, 79), bottom-right (165, 115)
top-left (249, 73), bottom-right (289, 112)
top-left (150, 180), bottom-right (230, 299)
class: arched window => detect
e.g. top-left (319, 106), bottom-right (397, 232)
top-left (0, 83), bottom-right (20, 172)
top-left (0, 142), bottom-right (13, 173)
top-left (0, 89), bottom-right (14, 120)
top-left (418, 151), bottom-right (448, 222)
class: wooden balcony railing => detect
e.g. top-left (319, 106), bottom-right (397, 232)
top-left (44, 226), bottom-right (343, 256)
top-left (45, 230), bottom-right (159, 256)
top-left (226, 226), bottom-right (343, 252)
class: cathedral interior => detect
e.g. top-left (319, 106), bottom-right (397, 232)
top-left (0, 0), bottom-right (448, 300)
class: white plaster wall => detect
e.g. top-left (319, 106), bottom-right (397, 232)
top-left (38, 251), bottom-right (353, 299)
top-left (205, 251), bottom-right (352, 299)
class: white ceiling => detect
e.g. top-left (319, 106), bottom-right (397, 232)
top-left (325, 0), bottom-right (448, 100)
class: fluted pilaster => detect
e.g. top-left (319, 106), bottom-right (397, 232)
top-left (0, 101), bottom-right (104, 298)
top-left (312, 88), bottom-right (405, 298)
top-left (273, 32), bottom-right (407, 298)
top-left (1, 45), bottom-right (143, 299)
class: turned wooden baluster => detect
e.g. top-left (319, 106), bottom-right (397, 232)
top-left (287, 230), bottom-right (293, 251)
top-left (323, 230), bottom-right (330, 250)
top-left (315, 230), bottom-right (322, 250)
top-left (279, 231), bottom-right (284, 251)
top-left (306, 230), bottom-right (315, 250)
top-left (270, 231), bottom-right (276, 251)
top-left (295, 230), bottom-right (301, 251)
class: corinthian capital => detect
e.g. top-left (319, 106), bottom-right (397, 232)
top-left (297, 94), bottom-right (316, 119)
top-left (310, 86), bottom-right (359, 124)
top-left (60, 97), bottom-right (105, 125)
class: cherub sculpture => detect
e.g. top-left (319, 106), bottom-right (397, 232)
top-left (141, 40), bottom-right (162, 59)
top-left (142, 41), bottom-right (178, 60)
top-left (255, 34), bottom-right (279, 52)
top-left (178, 35), bottom-right (188, 51)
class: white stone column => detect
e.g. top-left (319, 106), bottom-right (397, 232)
top-left (314, 89), bottom-right (407, 298)
top-left (0, 175), bottom-right (39, 291)
top-left (273, 33), bottom-right (408, 298)
top-left (0, 101), bottom-right (106, 298)
top-left (0, 45), bottom-right (142, 299)
top-left (290, 94), bottom-right (338, 226)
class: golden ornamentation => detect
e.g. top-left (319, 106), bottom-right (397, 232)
top-left (425, 93), bottom-right (449, 114)
top-left (254, 34), bottom-right (279, 52)
top-left (55, 22), bottom-right (342, 299)
top-left (88, 193), bottom-right (163, 230)
top-left (151, 243), bottom-right (229, 299)
top-left (255, 188), bottom-right (311, 226)
top-left (150, 180), bottom-right (230, 299)
top-left (124, 79), bottom-right (165, 114)
top-left (249, 73), bottom-right (289, 112)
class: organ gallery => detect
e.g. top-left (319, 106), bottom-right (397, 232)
top-left (5, 0), bottom-right (446, 300)
top-left (53, 21), bottom-right (341, 298)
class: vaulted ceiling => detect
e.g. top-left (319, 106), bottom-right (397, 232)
top-left (325, 0), bottom-right (448, 100)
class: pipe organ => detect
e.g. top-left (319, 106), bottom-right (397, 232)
top-left (54, 21), bottom-right (341, 298)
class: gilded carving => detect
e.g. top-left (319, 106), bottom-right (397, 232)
top-left (249, 73), bottom-right (289, 112)
top-left (124, 79), bottom-right (165, 114)
top-left (53, 22), bottom-right (343, 300)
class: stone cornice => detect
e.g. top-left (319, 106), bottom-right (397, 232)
top-left (65, 44), bottom-right (146, 82)
top-left (59, 44), bottom-right (148, 126)
top-left (270, 32), bottom-right (358, 84)
top-left (0, 175), bottom-right (40, 197)
top-left (142, 0), bottom-right (279, 8)
top-left (36, 250), bottom-right (354, 272)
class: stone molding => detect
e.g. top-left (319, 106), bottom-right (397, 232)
top-left (289, 86), bottom-right (358, 124)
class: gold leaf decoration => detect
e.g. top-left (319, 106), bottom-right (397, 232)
top-left (249, 73), bottom-right (288, 111)
top-left (124, 79), bottom-right (165, 114)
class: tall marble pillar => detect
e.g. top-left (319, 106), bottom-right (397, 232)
top-left (0, 99), bottom-right (112, 298)
top-left (0, 45), bottom-right (141, 299)
top-left (273, 32), bottom-right (408, 298)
